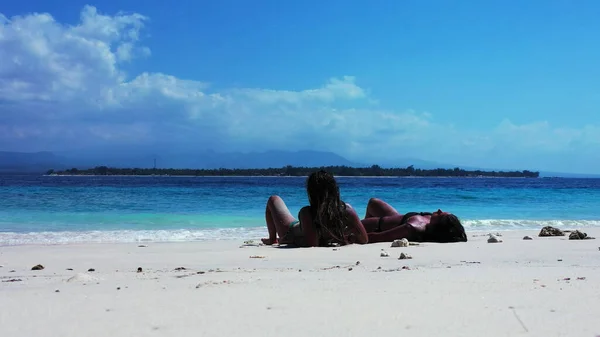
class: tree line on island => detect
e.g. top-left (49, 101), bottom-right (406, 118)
top-left (46, 165), bottom-right (540, 178)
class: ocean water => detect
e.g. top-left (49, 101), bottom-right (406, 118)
top-left (1, 175), bottom-right (599, 245)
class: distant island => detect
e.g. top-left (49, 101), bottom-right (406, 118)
top-left (46, 165), bottom-right (540, 178)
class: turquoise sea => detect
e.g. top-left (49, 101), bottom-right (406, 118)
top-left (1, 175), bottom-right (599, 245)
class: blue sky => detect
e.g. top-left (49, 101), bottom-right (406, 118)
top-left (1, 0), bottom-right (600, 173)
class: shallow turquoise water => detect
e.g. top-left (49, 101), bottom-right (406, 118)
top-left (1, 175), bottom-right (599, 245)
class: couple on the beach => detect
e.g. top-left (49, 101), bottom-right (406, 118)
top-left (262, 170), bottom-right (468, 247)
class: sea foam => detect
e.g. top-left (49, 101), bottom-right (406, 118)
top-left (1, 220), bottom-right (599, 246)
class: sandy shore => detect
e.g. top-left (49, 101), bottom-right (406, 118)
top-left (1, 229), bottom-right (599, 337)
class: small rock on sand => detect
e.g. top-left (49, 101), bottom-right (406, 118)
top-left (398, 252), bottom-right (412, 260)
top-left (539, 226), bottom-right (564, 237)
top-left (380, 250), bottom-right (389, 257)
top-left (31, 264), bottom-right (44, 270)
top-left (569, 230), bottom-right (595, 240)
top-left (137, 267), bottom-right (143, 273)
top-left (487, 234), bottom-right (502, 243)
top-left (523, 236), bottom-right (533, 240)
top-left (391, 238), bottom-right (409, 247)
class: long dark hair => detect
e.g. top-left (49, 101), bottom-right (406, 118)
top-left (306, 170), bottom-right (348, 245)
top-left (423, 214), bottom-right (468, 243)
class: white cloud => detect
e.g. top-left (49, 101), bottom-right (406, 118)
top-left (233, 76), bottom-right (366, 105)
top-left (0, 5), bottom-right (599, 172)
top-left (490, 119), bottom-right (600, 154)
top-left (0, 4), bottom-right (148, 104)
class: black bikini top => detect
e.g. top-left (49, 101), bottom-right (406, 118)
top-left (399, 212), bottom-right (433, 225)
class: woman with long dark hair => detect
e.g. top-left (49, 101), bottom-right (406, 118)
top-left (261, 170), bottom-right (368, 247)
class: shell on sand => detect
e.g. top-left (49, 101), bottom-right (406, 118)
top-left (391, 238), bottom-right (409, 247)
top-left (66, 273), bottom-right (100, 283)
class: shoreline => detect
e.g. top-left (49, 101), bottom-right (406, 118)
top-left (2, 226), bottom-right (600, 247)
top-left (1, 229), bottom-right (599, 336)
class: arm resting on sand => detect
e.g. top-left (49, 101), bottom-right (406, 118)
top-left (367, 224), bottom-right (416, 243)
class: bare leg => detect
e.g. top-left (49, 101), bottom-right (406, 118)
top-left (364, 198), bottom-right (400, 218)
top-left (261, 195), bottom-right (297, 245)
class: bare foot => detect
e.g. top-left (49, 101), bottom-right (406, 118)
top-left (261, 238), bottom-right (277, 245)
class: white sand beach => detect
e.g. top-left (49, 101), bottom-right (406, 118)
top-left (1, 229), bottom-right (599, 337)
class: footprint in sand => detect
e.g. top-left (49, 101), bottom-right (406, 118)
top-left (66, 273), bottom-right (100, 283)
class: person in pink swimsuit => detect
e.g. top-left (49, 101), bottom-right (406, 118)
top-left (361, 198), bottom-right (467, 243)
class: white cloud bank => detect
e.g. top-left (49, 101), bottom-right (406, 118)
top-left (1, 6), bottom-right (599, 173)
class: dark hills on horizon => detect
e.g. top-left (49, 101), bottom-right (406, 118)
top-left (0, 150), bottom-right (597, 178)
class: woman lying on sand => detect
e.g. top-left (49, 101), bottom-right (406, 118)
top-left (361, 198), bottom-right (467, 243)
top-left (261, 170), bottom-right (368, 247)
